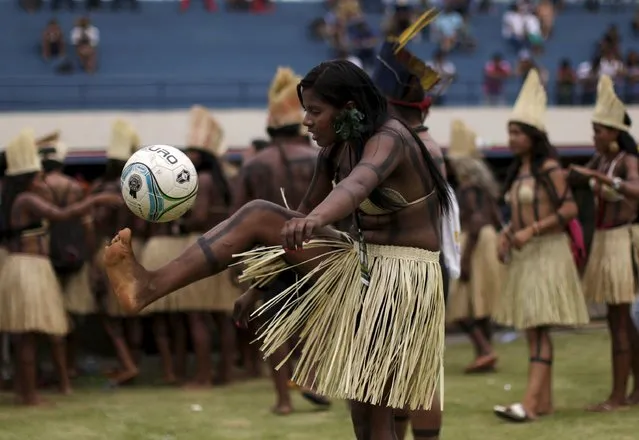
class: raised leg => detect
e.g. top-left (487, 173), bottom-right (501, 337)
top-left (105, 201), bottom-right (339, 314)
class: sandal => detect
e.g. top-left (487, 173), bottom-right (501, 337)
top-left (494, 403), bottom-right (535, 423)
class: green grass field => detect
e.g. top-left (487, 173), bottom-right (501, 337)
top-left (0, 329), bottom-right (637, 440)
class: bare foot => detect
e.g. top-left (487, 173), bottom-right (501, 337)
top-left (59, 385), bottom-right (73, 395)
top-left (535, 406), bottom-right (554, 416)
top-left (465, 353), bottom-right (498, 374)
top-left (109, 367), bottom-right (139, 387)
top-left (586, 400), bottom-right (626, 412)
top-left (104, 229), bottom-right (150, 314)
top-left (271, 403), bottom-right (293, 415)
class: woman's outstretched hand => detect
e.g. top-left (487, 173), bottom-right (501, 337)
top-left (281, 215), bottom-right (323, 251)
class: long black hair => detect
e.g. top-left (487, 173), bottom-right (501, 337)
top-left (617, 113), bottom-right (638, 156)
top-left (187, 148), bottom-right (232, 208)
top-left (296, 59), bottom-right (451, 213)
top-left (1, 172), bottom-right (38, 231)
top-left (502, 122), bottom-right (560, 201)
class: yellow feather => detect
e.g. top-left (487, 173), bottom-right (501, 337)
top-left (394, 8), bottom-right (439, 54)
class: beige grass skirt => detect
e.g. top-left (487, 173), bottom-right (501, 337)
top-left (61, 264), bottom-right (96, 315)
top-left (583, 226), bottom-right (636, 305)
top-left (0, 254), bottom-right (69, 335)
top-left (493, 233), bottom-right (589, 330)
top-left (0, 246), bottom-right (9, 273)
top-left (97, 238), bottom-right (150, 317)
top-left (447, 226), bottom-right (503, 322)
top-left (138, 236), bottom-right (188, 313)
top-left (235, 235), bottom-right (445, 410)
top-left (173, 234), bottom-right (241, 313)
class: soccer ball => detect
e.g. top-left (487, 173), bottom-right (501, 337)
top-left (121, 145), bottom-right (198, 223)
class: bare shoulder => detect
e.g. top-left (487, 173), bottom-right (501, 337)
top-left (541, 158), bottom-right (562, 173)
top-left (418, 131), bottom-right (443, 157)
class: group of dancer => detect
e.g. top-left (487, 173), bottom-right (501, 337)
top-left (1, 8), bottom-right (639, 440)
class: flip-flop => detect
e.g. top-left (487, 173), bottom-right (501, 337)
top-left (494, 403), bottom-right (534, 423)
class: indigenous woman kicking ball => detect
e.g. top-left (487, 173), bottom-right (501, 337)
top-left (105, 56), bottom-right (449, 438)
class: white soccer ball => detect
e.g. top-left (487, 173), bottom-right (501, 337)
top-left (121, 145), bottom-right (198, 223)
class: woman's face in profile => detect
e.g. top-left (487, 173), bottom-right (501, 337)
top-left (301, 88), bottom-right (339, 148)
top-left (592, 123), bottom-right (617, 153)
top-left (507, 123), bottom-right (532, 156)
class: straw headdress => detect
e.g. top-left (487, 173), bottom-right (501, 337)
top-left (186, 105), bottom-right (226, 157)
top-left (36, 130), bottom-right (68, 163)
top-left (5, 129), bottom-right (42, 176)
top-left (107, 119), bottom-right (137, 161)
top-left (448, 119), bottom-right (479, 159)
top-left (592, 75), bottom-right (629, 132)
top-left (267, 67), bottom-right (304, 131)
top-left (509, 69), bottom-right (547, 133)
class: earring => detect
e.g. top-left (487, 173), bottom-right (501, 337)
top-left (610, 141), bottom-right (619, 153)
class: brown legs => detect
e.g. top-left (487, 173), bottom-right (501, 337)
top-left (105, 201), bottom-right (338, 314)
top-left (350, 401), bottom-right (399, 440)
top-left (14, 333), bottom-right (41, 405)
top-left (494, 326), bottom-right (552, 423)
top-left (458, 318), bottom-right (497, 373)
top-left (48, 335), bottom-right (72, 395)
top-left (588, 303), bottom-right (632, 411)
top-left (101, 316), bottom-right (139, 386)
top-left (393, 394), bottom-right (442, 440)
top-left (626, 316), bottom-right (639, 405)
top-left (152, 314), bottom-right (178, 384)
top-left (184, 312), bottom-right (213, 388)
top-left (268, 343), bottom-right (294, 415)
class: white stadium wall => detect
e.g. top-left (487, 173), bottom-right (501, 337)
top-left (1, 106), bottom-right (638, 154)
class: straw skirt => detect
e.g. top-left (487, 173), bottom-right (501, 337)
top-left (447, 226), bottom-right (502, 322)
top-left (493, 233), bottom-right (589, 330)
top-left (583, 226), bottom-right (636, 305)
top-left (171, 234), bottom-right (241, 313)
top-left (0, 254), bottom-right (69, 335)
top-left (138, 236), bottom-right (187, 313)
top-left (61, 264), bottom-right (96, 315)
top-left (98, 238), bottom-right (150, 317)
top-left (235, 235), bottom-right (445, 410)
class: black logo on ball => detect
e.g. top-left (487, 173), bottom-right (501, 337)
top-left (128, 174), bottom-right (142, 199)
top-left (176, 170), bottom-right (190, 184)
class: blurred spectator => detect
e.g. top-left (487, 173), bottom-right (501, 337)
top-left (181, 0), bottom-right (216, 12)
top-left (332, 0), bottom-right (363, 51)
top-left (502, 3), bottom-right (526, 53)
top-left (432, 4), bottom-right (464, 53)
top-left (112, 0), bottom-right (139, 11)
top-left (51, 0), bottom-right (74, 10)
top-left (516, 51), bottom-right (548, 85)
top-left (337, 48), bottom-right (364, 70)
top-left (71, 17), bottom-right (99, 73)
top-left (384, 2), bottom-right (415, 38)
top-left (42, 19), bottom-right (65, 61)
top-left (427, 49), bottom-right (456, 105)
top-left (344, 17), bottom-right (377, 70)
top-left (577, 56), bottom-right (600, 105)
top-left (536, 0), bottom-right (554, 39)
top-left (555, 58), bottom-right (576, 106)
top-left (21, 0), bottom-right (42, 12)
top-left (624, 50), bottom-right (639, 103)
top-left (524, 10), bottom-right (543, 54)
top-left (598, 41), bottom-right (624, 82)
top-left (483, 53), bottom-right (511, 106)
top-left (633, 9), bottom-right (639, 37)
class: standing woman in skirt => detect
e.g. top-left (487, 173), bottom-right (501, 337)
top-left (104, 32), bottom-right (451, 440)
top-left (446, 120), bottom-right (503, 374)
top-left (492, 70), bottom-right (590, 422)
top-left (569, 75), bottom-right (639, 410)
top-left (0, 130), bottom-right (120, 405)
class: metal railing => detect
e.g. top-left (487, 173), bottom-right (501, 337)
top-left (0, 76), bottom-right (623, 110)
